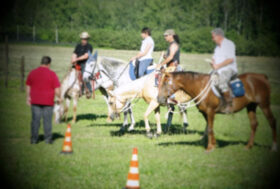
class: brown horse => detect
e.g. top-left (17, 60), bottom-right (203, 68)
top-left (157, 71), bottom-right (277, 152)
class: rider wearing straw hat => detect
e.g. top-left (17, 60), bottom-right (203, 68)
top-left (157, 29), bottom-right (180, 70)
top-left (71, 31), bottom-right (93, 97)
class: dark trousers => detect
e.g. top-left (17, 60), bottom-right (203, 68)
top-left (31, 105), bottom-right (53, 143)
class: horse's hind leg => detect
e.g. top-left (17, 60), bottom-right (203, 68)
top-left (246, 103), bottom-right (258, 149)
top-left (261, 105), bottom-right (277, 151)
top-left (127, 107), bottom-right (136, 131)
top-left (165, 105), bottom-right (174, 133)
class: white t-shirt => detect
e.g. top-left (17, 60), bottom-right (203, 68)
top-left (212, 38), bottom-right (238, 74)
top-left (139, 36), bottom-right (154, 61)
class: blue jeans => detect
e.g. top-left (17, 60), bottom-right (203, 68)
top-left (138, 59), bottom-right (153, 77)
top-left (31, 105), bottom-right (53, 143)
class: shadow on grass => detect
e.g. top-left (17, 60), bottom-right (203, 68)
top-left (109, 121), bottom-right (203, 137)
top-left (158, 137), bottom-right (271, 149)
top-left (67, 113), bottom-right (107, 122)
top-left (38, 133), bottom-right (64, 142)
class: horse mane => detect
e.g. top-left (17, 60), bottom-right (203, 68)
top-left (172, 71), bottom-right (209, 79)
top-left (101, 57), bottom-right (127, 67)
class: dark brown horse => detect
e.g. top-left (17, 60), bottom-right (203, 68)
top-left (157, 71), bottom-right (277, 152)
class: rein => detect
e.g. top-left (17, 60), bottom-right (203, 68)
top-left (164, 71), bottom-right (217, 114)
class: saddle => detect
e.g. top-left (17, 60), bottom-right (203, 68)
top-left (129, 61), bottom-right (155, 80)
top-left (211, 75), bottom-right (245, 98)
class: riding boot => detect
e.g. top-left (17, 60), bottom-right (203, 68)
top-left (223, 91), bottom-right (233, 114)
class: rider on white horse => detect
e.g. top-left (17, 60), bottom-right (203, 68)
top-left (71, 31), bottom-right (93, 98)
top-left (130, 27), bottom-right (154, 78)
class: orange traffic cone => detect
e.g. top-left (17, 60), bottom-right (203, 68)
top-left (124, 148), bottom-right (140, 189)
top-left (61, 124), bottom-right (73, 154)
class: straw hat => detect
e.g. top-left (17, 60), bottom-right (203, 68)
top-left (163, 29), bottom-right (176, 36)
top-left (80, 31), bottom-right (90, 39)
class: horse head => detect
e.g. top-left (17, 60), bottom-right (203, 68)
top-left (157, 72), bottom-right (177, 105)
top-left (53, 100), bottom-right (64, 124)
top-left (83, 50), bottom-right (98, 82)
top-left (107, 90), bottom-right (128, 120)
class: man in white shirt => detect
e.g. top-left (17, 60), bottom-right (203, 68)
top-left (211, 28), bottom-right (238, 113)
top-left (130, 27), bottom-right (154, 78)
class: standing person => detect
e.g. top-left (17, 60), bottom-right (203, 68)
top-left (130, 27), bottom-right (154, 78)
top-left (71, 31), bottom-right (93, 97)
top-left (26, 56), bottom-right (61, 144)
top-left (157, 29), bottom-right (180, 69)
top-left (211, 28), bottom-right (238, 113)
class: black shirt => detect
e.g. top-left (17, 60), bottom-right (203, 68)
top-left (74, 43), bottom-right (93, 65)
top-left (166, 41), bottom-right (180, 66)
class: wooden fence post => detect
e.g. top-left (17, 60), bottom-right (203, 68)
top-left (20, 56), bottom-right (25, 92)
top-left (5, 35), bottom-right (9, 88)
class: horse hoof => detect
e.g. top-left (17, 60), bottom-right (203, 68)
top-left (128, 127), bottom-right (135, 132)
top-left (205, 146), bottom-right (215, 153)
top-left (146, 132), bottom-right (153, 139)
top-left (154, 133), bottom-right (161, 138)
top-left (106, 118), bottom-right (113, 123)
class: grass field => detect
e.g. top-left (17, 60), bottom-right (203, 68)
top-left (0, 44), bottom-right (280, 189)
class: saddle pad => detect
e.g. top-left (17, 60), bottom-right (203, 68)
top-left (129, 62), bottom-right (155, 80)
top-left (211, 78), bottom-right (245, 98)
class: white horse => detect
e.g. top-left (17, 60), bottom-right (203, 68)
top-left (107, 71), bottom-right (191, 137)
top-left (53, 68), bottom-right (80, 123)
top-left (83, 52), bottom-right (136, 131)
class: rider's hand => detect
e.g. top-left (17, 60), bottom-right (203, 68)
top-left (130, 56), bottom-right (136, 62)
top-left (71, 58), bottom-right (77, 64)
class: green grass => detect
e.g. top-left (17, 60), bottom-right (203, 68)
top-left (0, 44), bottom-right (280, 189)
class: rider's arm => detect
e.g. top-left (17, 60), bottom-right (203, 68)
top-left (130, 43), bottom-right (152, 61)
top-left (71, 53), bottom-right (77, 64)
top-left (158, 43), bottom-right (178, 68)
top-left (211, 58), bottom-right (234, 70)
top-left (75, 53), bottom-right (89, 62)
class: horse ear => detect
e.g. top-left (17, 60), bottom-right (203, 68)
top-left (93, 50), bottom-right (98, 61)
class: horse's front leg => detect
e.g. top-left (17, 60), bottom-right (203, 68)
top-left (179, 105), bottom-right (189, 133)
top-left (120, 110), bottom-right (128, 132)
top-left (127, 107), bottom-right (136, 131)
top-left (154, 106), bottom-right (161, 136)
top-left (144, 100), bottom-right (159, 138)
top-left (103, 95), bottom-right (113, 123)
top-left (64, 98), bottom-right (70, 122)
top-left (72, 95), bottom-right (78, 123)
top-left (206, 111), bottom-right (216, 152)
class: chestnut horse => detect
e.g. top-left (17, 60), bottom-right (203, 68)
top-left (157, 71), bottom-right (277, 152)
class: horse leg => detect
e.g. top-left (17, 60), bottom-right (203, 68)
top-left (144, 100), bottom-right (159, 137)
top-left (179, 105), bottom-right (189, 133)
top-left (128, 107), bottom-right (136, 131)
top-left (64, 98), bottom-right (70, 122)
top-left (206, 111), bottom-right (216, 152)
top-left (165, 105), bottom-right (174, 133)
top-left (103, 95), bottom-right (113, 122)
top-left (72, 95), bottom-right (78, 123)
top-left (245, 103), bottom-right (258, 149)
top-left (154, 106), bottom-right (161, 136)
top-left (119, 110), bottom-right (128, 132)
top-left (260, 105), bottom-right (277, 151)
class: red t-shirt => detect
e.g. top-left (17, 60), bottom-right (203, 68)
top-left (26, 66), bottom-right (60, 106)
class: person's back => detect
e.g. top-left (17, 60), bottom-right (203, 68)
top-left (26, 56), bottom-right (60, 144)
top-left (27, 67), bottom-right (60, 106)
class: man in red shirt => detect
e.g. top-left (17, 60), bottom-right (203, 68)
top-left (26, 56), bottom-right (61, 144)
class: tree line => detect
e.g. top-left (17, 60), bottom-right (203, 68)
top-left (1, 0), bottom-right (279, 56)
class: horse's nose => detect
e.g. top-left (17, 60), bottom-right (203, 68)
top-left (157, 96), bottom-right (167, 105)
